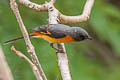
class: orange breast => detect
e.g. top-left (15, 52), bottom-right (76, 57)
top-left (31, 32), bottom-right (75, 43)
top-left (43, 35), bottom-right (75, 43)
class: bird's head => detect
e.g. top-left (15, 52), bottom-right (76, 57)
top-left (70, 27), bottom-right (92, 41)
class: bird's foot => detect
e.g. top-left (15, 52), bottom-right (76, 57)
top-left (56, 49), bottom-right (64, 53)
top-left (50, 43), bottom-right (64, 53)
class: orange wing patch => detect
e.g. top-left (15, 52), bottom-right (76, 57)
top-left (40, 31), bottom-right (51, 35)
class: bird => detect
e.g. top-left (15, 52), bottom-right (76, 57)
top-left (4, 24), bottom-right (92, 53)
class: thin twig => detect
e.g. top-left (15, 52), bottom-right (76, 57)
top-left (11, 46), bottom-right (42, 80)
top-left (10, 0), bottom-right (47, 80)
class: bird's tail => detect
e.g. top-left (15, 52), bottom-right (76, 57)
top-left (4, 32), bottom-right (43, 45)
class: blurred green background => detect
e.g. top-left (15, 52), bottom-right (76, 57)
top-left (0, 0), bottom-right (120, 80)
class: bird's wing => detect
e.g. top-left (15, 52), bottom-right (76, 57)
top-left (31, 24), bottom-right (71, 39)
top-left (47, 24), bottom-right (71, 38)
top-left (30, 24), bottom-right (49, 33)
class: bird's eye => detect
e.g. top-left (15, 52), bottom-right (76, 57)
top-left (79, 35), bottom-right (85, 40)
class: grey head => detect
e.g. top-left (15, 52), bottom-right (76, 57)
top-left (68, 27), bottom-right (92, 41)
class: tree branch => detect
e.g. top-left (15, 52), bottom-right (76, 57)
top-left (13, 0), bottom-right (95, 79)
top-left (0, 45), bottom-right (13, 80)
top-left (48, 2), bottom-right (72, 80)
top-left (19, 0), bottom-right (48, 12)
top-left (11, 46), bottom-right (43, 80)
top-left (58, 0), bottom-right (95, 24)
top-left (10, 0), bottom-right (47, 80)
top-left (19, 0), bottom-right (95, 24)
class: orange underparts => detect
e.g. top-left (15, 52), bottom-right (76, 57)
top-left (31, 32), bottom-right (75, 43)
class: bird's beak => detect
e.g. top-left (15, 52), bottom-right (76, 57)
top-left (87, 36), bottom-right (92, 40)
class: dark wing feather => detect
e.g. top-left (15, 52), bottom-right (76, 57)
top-left (30, 24), bottom-right (71, 39)
top-left (30, 24), bottom-right (50, 33)
top-left (47, 24), bottom-right (71, 38)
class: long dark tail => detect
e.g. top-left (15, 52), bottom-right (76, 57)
top-left (4, 32), bottom-right (43, 45)
top-left (4, 35), bottom-right (35, 45)
top-left (4, 36), bottom-right (25, 45)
